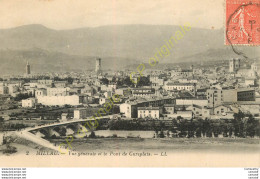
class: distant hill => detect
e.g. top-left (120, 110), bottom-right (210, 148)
top-left (0, 48), bottom-right (138, 75)
top-left (0, 24), bottom-right (258, 74)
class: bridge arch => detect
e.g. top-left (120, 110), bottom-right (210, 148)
top-left (39, 128), bottom-right (49, 138)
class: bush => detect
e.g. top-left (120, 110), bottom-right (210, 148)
top-left (89, 131), bottom-right (96, 138)
top-left (112, 134), bottom-right (118, 138)
top-left (3, 145), bottom-right (17, 154)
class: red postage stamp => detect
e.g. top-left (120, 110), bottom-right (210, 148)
top-left (226, 0), bottom-right (260, 45)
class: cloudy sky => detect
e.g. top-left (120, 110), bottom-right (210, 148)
top-left (0, 0), bottom-right (224, 30)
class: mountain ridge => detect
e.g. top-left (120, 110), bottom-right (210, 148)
top-left (0, 24), bottom-right (258, 75)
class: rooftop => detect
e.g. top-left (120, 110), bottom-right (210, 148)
top-left (137, 107), bottom-right (160, 110)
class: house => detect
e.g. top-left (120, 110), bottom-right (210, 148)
top-left (35, 88), bottom-right (47, 98)
top-left (0, 115), bottom-right (10, 121)
top-left (191, 104), bottom-right (203, 117)
top-left (61, 113), bottom-right (69, 121)
top-left (120, 103), bottom-right (137, 118)
top-left (132, 88), bottom-right (156, 98)
top-left (176, 110), bottom-right (193, 119)
top-left (81, 86), bottom-right (94, 96)
top-left (54, 81), bottom-right (68, 88)
top-left (0, 85), bottom-right (8, 95)
top-left (213, 105), bottom-right (233, 116)
top-left (120, 97), bottom-right (176, 118)
top-left (163, 104), bottom-right (175, 114)
top-left (74, 108), bottom-right (87, 119)
top-left (164, 82), bottom-right (195, 91)
top-left (22, 98), bottom-right (36, 108)
top-left (115, 88), bottom-right (132, 96)
top-left (137, 107), bottom-right (161, 119)
top-left (99, 97), bottom-right (111, 105)
top-left (201, 107), bottom-right (211, 119)
top-left (47, 87), bottom-right (70, 96)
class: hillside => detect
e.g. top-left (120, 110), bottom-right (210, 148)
top-left (0, 24), bottom-right (258, 74)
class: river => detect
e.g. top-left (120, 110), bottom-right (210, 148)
top-left (51, 130), bottom-right (260, 153)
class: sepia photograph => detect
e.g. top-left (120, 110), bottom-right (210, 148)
top-left (0, 0), bottom-right (259, 167)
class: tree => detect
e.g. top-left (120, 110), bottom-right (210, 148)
top-left (159, 121), bottom-right (165, 131)
top-left (202, 118), bottom-right (210, 137)
top-left (136, 76), bottom-right (151, 87)
top-left (233, 111), bottom-right (245, 137)
top-left (100, 78), bottom-right (109, 85)
top-left (89, 131), bottom-right (96, 138)
top-left (246, 114), bottom-right (257, 137)
top-left (187, 120), bottom-right (195, 138)
top-left (14, 93), bottom-right (31, 101)
top-left (159, 129), bottom-right (165, 138)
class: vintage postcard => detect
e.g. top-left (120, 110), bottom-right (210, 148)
top-left (0, 0), bottom-right (259, 167)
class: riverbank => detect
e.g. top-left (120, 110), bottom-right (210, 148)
top-left (1, 130), bottom-right (259, 156)
top-left (50, 137), bottom-right (260, 153)
top-left (0, 132), bottom-right (56, 156)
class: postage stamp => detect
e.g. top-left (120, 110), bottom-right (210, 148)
top-left (225, 0), bottom-right (260, 45)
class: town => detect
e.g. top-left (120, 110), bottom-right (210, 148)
top-left (0, 56), bottom-right (259, 145)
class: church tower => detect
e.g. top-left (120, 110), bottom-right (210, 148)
top-left (26, 61), bottom-right (31, 75)
top-left (229, 58), bottom-right (240, 73)
top-left (95, 57), bottom-right (102, 74)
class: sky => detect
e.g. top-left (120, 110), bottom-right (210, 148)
top-left (0, 0), bottom-right (224, 30)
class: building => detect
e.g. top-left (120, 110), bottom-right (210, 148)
top-left (137, 107), bottom-right (160, 119)
top-left (251, 62), bottom-right (258, 72)
top-left (237, 89), bottom-right (255, 101)
top-left (120, 97), bottom-right (175, 118)
top-left (115, 88), bottom-right (132, 96)
top-left (164, 104), bottom-right (175, 114)
top-left (176, 110), bottom-right (193, 119)
top-left (35, 88), bottom-right (47, 98)
top-left (132, 88), bottom-right (156, 98)
top-left (37, 80), bottom-right (53, 86)
top-left (26, 61), bottom-right (31, 75)
top-left (74, 108), bottom-right (87, 119)
top-left (95, 57), bottom-right (102, 74)
top-left (99, 97), bottom-right (112, 105)
top-left (7, 84), bottom-right (19, 95)
top-left (37, 95), bottom-right (80, 106)
top-left (0, 85), bottom-right (8, 95)
top-left (47, 87), bottom-right (69, 96)
top-left (207, 88), bottom-right (256, 107)
top-left (54, 81), bottom-right (68, 88)
top-left (176, 99), bottom-right (208, 106)
top-left (22, 98), bottom-right (36, 108)
top-left (229, 58), bottom-right (240, 73)
top-left (207, 89), bottom-right (237, 107)
top-left (164, 82), bottom-right (195, 91)
top-left (214, 105), bottom-right (233, 116)
top-left (120, 103), bottom-right (137, 118)
top-left (191, 104), bottom-right (203, 117)
top-left (61, 113), bottom-right (69, 121)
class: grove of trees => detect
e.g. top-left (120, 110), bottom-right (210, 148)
top-left (107, 112), bottom-right (260, 138)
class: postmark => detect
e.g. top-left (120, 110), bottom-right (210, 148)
top-left (226, 0), bottom-right (260, 46)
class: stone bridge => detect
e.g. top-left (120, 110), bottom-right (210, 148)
top-left (29, 116), bottom-right (112, 139)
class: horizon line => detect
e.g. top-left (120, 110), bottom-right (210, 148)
top-left (0, 23), bottom-right (224, 31)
